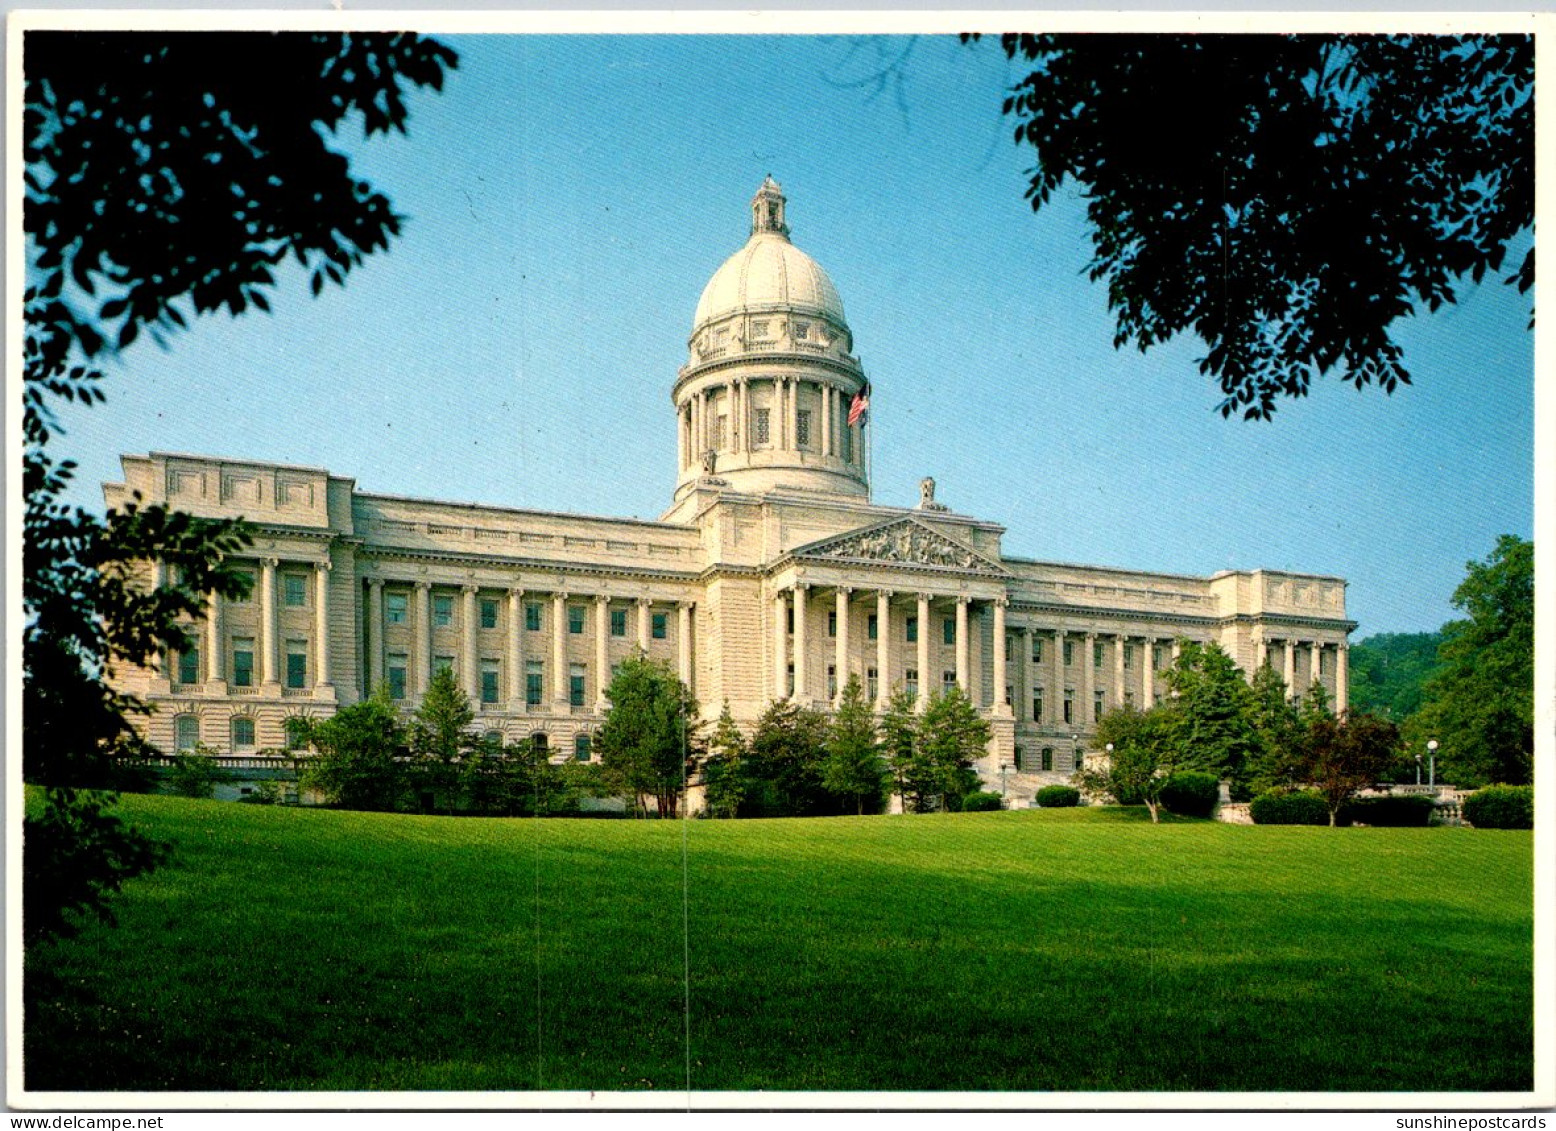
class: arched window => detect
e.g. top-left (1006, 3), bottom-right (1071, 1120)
top-left (231, 717), bottom-right (256, 751)
top-left (174, 715), bottom-right (200, 752)
top-left (574, 734), bottom-right (592, 762)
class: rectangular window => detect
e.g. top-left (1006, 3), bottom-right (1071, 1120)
top-left (568, 605), bottom-right (585, 634)
top-left (385, 592), bottom-right (408, 624)
top-left (796, 409), bottom-right (812, 449)
top-left (827, 665), bottom-right (837, 699)
top-left (1033, 693), bottom-right (1044, 723)
top-left (1006, 684), bottom-right (1014, 707)
top-left (569, 663), bottom-right (586, 707)
top-left (1094, 690), bottom-right (1105, 721)
top-left (1032, 636), bottom-right (1044, 664)
top-left (1153, 644), bottom-right (1165, 670)
top-left (905, 668), bottom-right (919, 697)
top-left (388, 654), bottom-right (408, 700)
top-left (716, 416), bottom-right (728, 450)
top-left (1064, 640), bottom-right (1074, 667)
top-left (177, 647), bottom-right (200, 685)
top-left (943, 618), bottom-right (956, 646)
top-left (1063, 691), bottom-right (1074, 724)
top-left (943, 670), bottom-right (956, 693)
top-left (755, 408), bottom-right (771, 446)
top-left (610, 608), bottom-right (627, 637)
top-left (232, 717), bottom-right (256, 749)
top-left (574, 734), bottom-right (593, 762)
top-left (652, 612), bottom-right (668, 640)
top-left (787, 606), bottom-right (794, 635)
top-left (283, 573), bottom-right (307, 607)
top-left (286, 642), bottom-right (307, 689)
top-left (1041, 747), bottom-right (1053, 772)
top-left (1125, 691), bottom-right (1135, 708)
top-left (232, 638), bottom-right (255, 688)
top-left (1124, 643), bottom-right (1134, 669)
top-left (1005, 636), bottom-right (1015, 662)
top-left (434, 654), bottom-right (455, 677)
top-left (175, 715), bottom-right (200, 752)
top-left (526, 661), bottom-right (544, 708)
top-left (480, 598), bottom-right (499, 630)
top-left (867, 667), bottom-right (878, 700)
top-left (1094, 640), bottom-right (1105, 669)
top-left (906, 616), bottom-right (918, 644)
top-left (525, 602), bottom-right (543, 632)
top-left (827, 611), bottom-right (837, 638)
top-left (786, 663), bottom-right (795, 697)
top-left (867, 614), bottom-right (878, 641)
top-left (480, 660), bottom-right (500, 705)
top-left (433, 594), bottom-right (453, 628)
top-left (1319, 650), bottom-right (1331, 675)
top-left (231, 569), bottom-right (255, 603)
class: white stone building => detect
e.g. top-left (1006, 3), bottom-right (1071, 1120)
top-left (106, 178), bottom-right (1355, 804)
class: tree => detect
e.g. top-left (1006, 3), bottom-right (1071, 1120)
top-left (23, 31), bottom-right (456, 942)
top-left (1406, 535), bottom-right (1533, 787)
top-left (822, 675), bottom-right (889, 815)
top-left (167, 744), bottom-right (231, 800)
top-left (985, 34), bottom-right (1532, 419)
top-left (915, 686), bottom-right (990, 812)
top-left (744, 699), bottom-right (835, 817)
top-left (1301, 711), bottom-right (1402, 826)
top-left (1245, 662), bottom-right (1306, 795)
top-left (289, 689), bottom-right (408, 812)
top-left (1158, 640), bottom-right (1259, 796)
top-left (1346, 632), bottom-right (1445, 720)
top-left (1085, 705), bottom-right (1179, 821)
top-left (879, 688), bottom-right (925, 813)
top-left (700, 702), bottom-right (748, 819)
top-left (408, 666), bottom-right (475, 812)
top-left (596, 655), bottom-right (701, 818)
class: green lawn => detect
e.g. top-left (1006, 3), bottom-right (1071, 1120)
top-left (24, 795), bottom-right (1533, 1093)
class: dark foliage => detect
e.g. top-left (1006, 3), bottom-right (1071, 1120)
top-left (1346, 633), bottom-right (1445, 720)
top-left (1338, 793), bottom-right (1437, 828)
top-left (960, 791), bottom-right (1004, 812)
top-left (984, 33), bottom-right (1532, 419)
top-left (1462, 785), bottom-right (1533, 830)
top-left (1250, 789), bottom-right (1331, 826)
top-left (1158, 771), bottom-right (1221, 819)
top-left (743, 700), bottom-right (837, 817)
top-left (1035, 784), bottom-right (1080, 808)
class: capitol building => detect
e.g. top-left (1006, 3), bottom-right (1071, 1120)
top-left (108, 178), bottom-right (1356, 805)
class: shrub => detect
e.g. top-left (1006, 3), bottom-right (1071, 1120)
top-left (1250, 789), bottom-right (1329, 826)
top-left (1463, 785), bottom-right (1534, 830)
top-left (1339, 793), bottom-right (1436, 827)
top-left (1159, 771), bottom-right (1221, 818)
top-left (1035, 785), bottom-right (1081, 808)
top-left (960, 791), bottom-right (1004, 812)
top-left (168, 745), bottom-right (229, 799)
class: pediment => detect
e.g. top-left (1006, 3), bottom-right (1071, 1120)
top-left (793, 517), bottom-right (1007, 576)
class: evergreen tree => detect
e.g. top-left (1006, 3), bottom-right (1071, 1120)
top-left (1246, 662), bottom-right (1306, 795)
top-left (821, 675), bottom-right (889, 815)
top-left (745, 699), bottom-right (834, 817)
top-left (916, 686), bottom-right (990, 812)
top-left (407, 666), bottom-right (476, 812)
top-left (1159, 641), bottom-right (1259, 796)
top-left (701, 701), bottom-right (748, 819)
top-left (879, 687), bottom-right (924, 813)
top-left (596, 654), bottom-right (701, 818)
top-left (289, 688), bottom-right (407, 812)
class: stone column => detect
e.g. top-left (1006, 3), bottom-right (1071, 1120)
top-left (551, 592), bottom-right (569, 707)
top-left (1052, 629), bottom-right (1066, 721)
top-left (1282, 638), bottom-right (1296, 696)
top-left (788, 378), bottom-right (800, 452)
top-left (1310, 641), bottom-right (1324, 690)
top-left (834, 586), bottom-right (851, 706)
top-left (773, 590), bottom-right (789, 698)
top-left (260, 557), bottom-right (279, 689)
top-left (792, 582), bottom-right (809, 703)
top-left (315, 562), bottom-right (333, 689)
top-left (916, 593), bottom-right (931, 711)
top-left (636, 597), bottom-right (651, 652)
top-left (775, 378), bottom-right (786, 449)
top-left (821, 385), bottom-right (832, 457)
top-left (1256, 631), bottom-right (1269, 671)
top-left (205, 586), bottom-right (224, 684)
top-left (678, 601), bottom-right (693, 688)
top-left (992, 598), bottom-right (1010, 716)
top-left (150, 560), bottom-right (167, 677)
top-left (413, 581), bottom-right (432, 696)
top-left (594, 595), bottom-right (610, 709)
top-left (954, 596), bottom-right (970, 696)
top-left (1114, 634), bottom-right (1126, 709)
top-left (1336, 641), bottom-right (1350, 713)
top-left (367, 579), bottom-right (385, 694)
top-left (507, 587), bottom-right (525, 711)
top-left (461, 585), bottom-right (479, 699)
top-left (1081, 632), bottom-right (1096, 725)
top-left (1141, 637), bottom-right (1154, 706)
top-left (875, 589), bottom-right (892, 709)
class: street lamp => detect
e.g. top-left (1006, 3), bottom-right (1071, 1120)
top-left (1427, 739), bottom-right (1439, 788)
top-left (999, 759), bottom-right (1011, 797)
top-left (1415, 751), bottom-right (1422, 786)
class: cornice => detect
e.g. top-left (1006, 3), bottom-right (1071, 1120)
top-left (358, 547), bottom-right (700, 585)
top-left (673, 350), bottom-right (863, 398)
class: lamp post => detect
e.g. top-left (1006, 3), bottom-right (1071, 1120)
top-left (1415, 752), bottom-right (1422, 786)
top-left (1427, 739), bottom-right (1438, 788)
top-left (999, 759), bottom-right (1010, 797)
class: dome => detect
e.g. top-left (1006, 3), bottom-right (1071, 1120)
top-left (691, 231), bottom-right (847, 331)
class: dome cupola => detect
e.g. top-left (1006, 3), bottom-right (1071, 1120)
top-left (672, 179), bottom-right (870, 505)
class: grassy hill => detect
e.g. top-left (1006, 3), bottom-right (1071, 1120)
top-left (24, 795), bottom-right (1532, 1094)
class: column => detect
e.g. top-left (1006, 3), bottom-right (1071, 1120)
top-left (821, 385), bottom-right (832, 456)
top-left (834, 586), bottom-right (851, 706)
top-left (916, 593), bottom-right (931, 711)
top-left (260, 557), bottom-right (279, 689)
top-left (150, 560), bottom-right (167, 677)
top-left (636, 597), bottom-right (651, 652)
top-left (1282, 638), bottom-right (1295, 695)
top-left (1141, 636), bottom-right (1154, 706)
top-left (1310, 641), bottom-right (1324, 689)
top-left (1113, 634), bottom-right (1125, 709)
top-left (205, 587), bottom-right (224, 683)
top-left (775, 379), bottom-right (787, 449)
top-left (793, 583), bottom-right (809, 702)
top-left (773, 590), bottom-right (789, 698)
top-left (677, 404), bottom-right (687, 470)
top-left (992, 599), bottom-right (1010, 716)
top-left (1336, 641), bottom-right (1350, 713)
top-left (315, 562), bottom-right (333, 689)
top-left (1052, 629), bottom-right (1066, 723)
top-left (507, 588), bottom-right (525, 711)
top-left (461, 585), bottom-right (479, 699)
top-left (413, 581), bottom-right (431, 696)
top-left (594, 595), bottom-right (610, 709)
top-left (1256, 631), bottom-right (1269, 671)
top-left (954, 596), bottom-right (970, 696)
top-left (1081, 632), bottom-right (1096, 726)
top-left (551, 592), bottom-right (568, 707)
top-left (875, 590), bottom-right (892, 709)
top-left (367, 579), bottom-right (385, 694)
top-left (788, 378), bottom-right (800, 452)
top-left (678, 601), bottom-right (693, 687)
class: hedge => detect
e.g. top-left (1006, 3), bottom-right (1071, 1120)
top-left (1338, 794), bottom-right (1436, 828)
top-left (1159, 772), bottom-right (1220, 819)
top-left (960, 791), bottom-right (1004, 812)
top-left (1463, 785), bottom-right (1534, 830)
top-left (1035, 785), bottom-right (1081, 808)
top-left (1250, 789), bottom-right (1330, 826)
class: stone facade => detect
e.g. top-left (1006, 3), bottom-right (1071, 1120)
top-left (105, 179), bottom-right (1355, 807)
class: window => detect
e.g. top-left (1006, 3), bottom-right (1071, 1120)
top-left (755, 408), bottom-right (771, 446)
top-left (905, 668), bottom-right (919, 697)
top-left (1005, 635), bottom-right (1015, 662)
top-left (177, 647), bottom-right (200, 686)
top-left (1073, 749), bottom-right (1085, 773)
top-left (1063, 691), bottom-right (1074, 724)
top-left (652, 612), bottom-right (668, 640)
top-left (283, 573), bottom-right (307, 607)
top-left (231, 569), bottom-right (255, 602)
top-left (786, 606), bottom-right (794, 634)
top-left (867, 614), bottom-right (878, 641)
top-left (174, 715), bottom-right (200, 752)
top-left (905, 616), bottom-right (918, 644)
top-left (232, 717), bottom-right (256, 750)
top-left (286, 642), bottom-right (308, 689)
top-left (1041, 747), bottom-right (1054, 772)
top-left (943, 618), bottom-right (956, 646)
top-left (1094, 690), bottom-right (1105, 721)
top-left (1125, 691), bottom-right (1135, 708)
top-left (526, 661), bottom-right (544, 708)
top-left (574, 734), bottom-right (592, 762)
top-left (285, 719), bottom-right (306, 752)
top-left (1319, 649), bottom-right (1331, 675)
top-left (525, 602), bottom-right (543, 632)
top-left (1064, 640), bottom-right (1075, 667)
top-left (793, 321), bottom-right (809, 341)
top-left (480, 598), bottom-right (499, 630)
top-left (715, 415), bottom-right (728, 450)
top-left (1124, 643), bottom-right (1135, 669)
top-left (386, 592), bottom-right (408, 624)
top-left (1153, 644), bottom-right (1165, 670)
top-left (786, 663), bottom-right (795, 697)
top-left (1094, 640), bottom-right (1105, 669)
top-left (569, 663), bottom-right (586, 707)
top-left (480, 660), bottom-right (500, 705)
top-left (232, 638), bottom-right (255, 687)
top-left (1033, 693), bottom-right (1044, 723)
top-left (531, 733), bottom-right (549, 756)
top-left (433, 594), bottom-right (453, 627)
top-left (568, 605), bottom-right (585, 634)
top-left (867, 667), bottom-right (878, 700)
top-left (1014, 745), bottom-right (1023, 771)
top-left (610, 608), bottom-right (627, 637)
top-left (827, 665), bottom-right (837, 698)
top-left (1005, 684), bottom-right (1014, 706)
top-left (388, 654), bottom-right (408, 700)
top-left (943, 670), bottom-right (956, 693)
top-left (1032, 637), bottom-right (1044, 664)
top-left (796, 409), bottom-right (811, 449)
top-left (434, 654), bottom-right (455, 678)
top-left (827, 611), bottom-right (837, 638)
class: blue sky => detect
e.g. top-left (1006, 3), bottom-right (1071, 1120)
top-left (52, 34), bottom-right (1534, 638)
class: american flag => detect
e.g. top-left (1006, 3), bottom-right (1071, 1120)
top-left (847, 382), bottom-right (871, 427)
